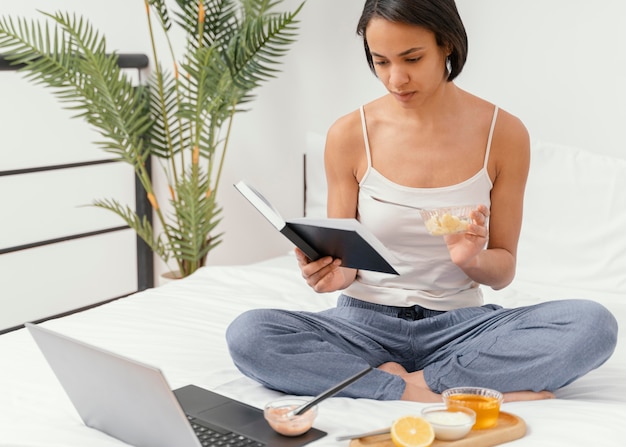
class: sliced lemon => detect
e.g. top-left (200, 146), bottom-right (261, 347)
top-left (390, 415), bottom-right (435, 447)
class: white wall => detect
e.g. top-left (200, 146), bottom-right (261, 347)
top-left (455, 0), bottom-right (626, 159)
top-left (2, 0), bottom-right (625, 283)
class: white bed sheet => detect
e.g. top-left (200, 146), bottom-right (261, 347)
top-left (1, 253), bottom-right (624, 446)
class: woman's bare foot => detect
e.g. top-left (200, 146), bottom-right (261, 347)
top-left (503, 390), bottom-right (555, 402)
top-left (378, 362), bottom-right (556, 403)
top-left (378, 362), bottom-right (442, 402)
top-left (378, 361), bottom-right (409, 376)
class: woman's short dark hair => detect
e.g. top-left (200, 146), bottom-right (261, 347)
top-left (356, 0), bottom-right (468, 82)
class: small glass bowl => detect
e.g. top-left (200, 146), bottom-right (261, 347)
top-left (420, 205), bottom-right (476, 236)
top-left (442, 387), bottom-right (503, 430)
top-left (421, 404), bottom-right (476, 441)
top-left (263, 398), bottom-right (317, 437)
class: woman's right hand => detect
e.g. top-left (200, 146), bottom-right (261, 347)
top-left (294, 248), bottom-right (355, 293)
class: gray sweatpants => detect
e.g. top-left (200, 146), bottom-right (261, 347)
top-left (226, 294), bottom-right (618, 400)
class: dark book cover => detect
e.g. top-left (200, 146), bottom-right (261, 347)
top-left (235, 180), bottom-right (399, 275)
top-left (284, 223), bottom-right (398, 274)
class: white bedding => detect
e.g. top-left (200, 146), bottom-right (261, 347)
top-left (0, 253), bottom-right (624, 446)
top-left (1, 141), bottom-right (625, 446)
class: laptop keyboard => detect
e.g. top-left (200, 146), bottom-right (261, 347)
top-left (188, 416), bottom-right (265, 447)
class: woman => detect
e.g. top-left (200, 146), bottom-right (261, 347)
top-left (226, 0), bottom-right (617, 403)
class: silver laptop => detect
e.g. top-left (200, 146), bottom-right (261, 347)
top-left (26, 323), bottom-right (326, 447)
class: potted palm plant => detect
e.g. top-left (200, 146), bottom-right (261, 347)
top-left (0, 0), bottom-right (304, 279)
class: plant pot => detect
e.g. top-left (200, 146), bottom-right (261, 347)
top-left (158, 270), bottom-right (182, 286)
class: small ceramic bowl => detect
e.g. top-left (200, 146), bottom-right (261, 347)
top-left (420, 205), bottom-right (476, 236)
top-left (442, 387), bottom-right (503, 430)
top-left (421, 404), bottom-right (476, 441)
top-left (263, 398), bottom-right (317, 437)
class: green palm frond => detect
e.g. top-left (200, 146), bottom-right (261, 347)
top-left (148, 0), bottom-right (172, 31)
top-left (228, 3), bottom-right (303, 91)
top-left (167, 167), bottom-right (223, 276)
top-left (178, 45), bottom-right (235, 152)
top-left (93, 198), bottom-right (169, 261)
top-left (147, 66), bottom-right (186, 159)
top-left (241, 0), bottom-right (284, 18)
top-left (174, 0), bottom-right (238, 50)
top-left (0, 17), bottom-right (69, 87)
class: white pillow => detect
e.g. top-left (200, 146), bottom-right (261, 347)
top-left (515, 140), bottom-right (626, 295)
top-left (304, 131), bottom-right (328, 218)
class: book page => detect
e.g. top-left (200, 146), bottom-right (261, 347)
top-left (234, 181), bottom-right (286, 230)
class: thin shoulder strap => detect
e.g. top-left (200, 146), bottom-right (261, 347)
top-left (359, 106), bottom-right (373, 168)
top-left (484, 105), bottom-right (499, 169)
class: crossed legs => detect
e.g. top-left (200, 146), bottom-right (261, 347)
top-left (226, 298), bottom-right (617, 402)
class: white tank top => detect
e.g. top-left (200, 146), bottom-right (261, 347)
top-left (343, 105), bottom-right (498, 310)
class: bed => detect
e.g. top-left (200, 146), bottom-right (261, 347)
top-left (1, 137), bottom-right (625, 447)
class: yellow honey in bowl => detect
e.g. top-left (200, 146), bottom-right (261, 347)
top-left (445, 394), bottom-right (500, 429)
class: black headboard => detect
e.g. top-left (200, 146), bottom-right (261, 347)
top-left (0, 53), bottom-right (153, 334)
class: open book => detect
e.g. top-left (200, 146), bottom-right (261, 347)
top-left (234, 180), bottom-right (399, 275)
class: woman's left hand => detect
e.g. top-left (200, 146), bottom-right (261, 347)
top-left (444, 204), bottom-right (490, 268)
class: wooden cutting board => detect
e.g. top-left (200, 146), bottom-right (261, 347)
top-left (350, 412), bottom-right (526, 447)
